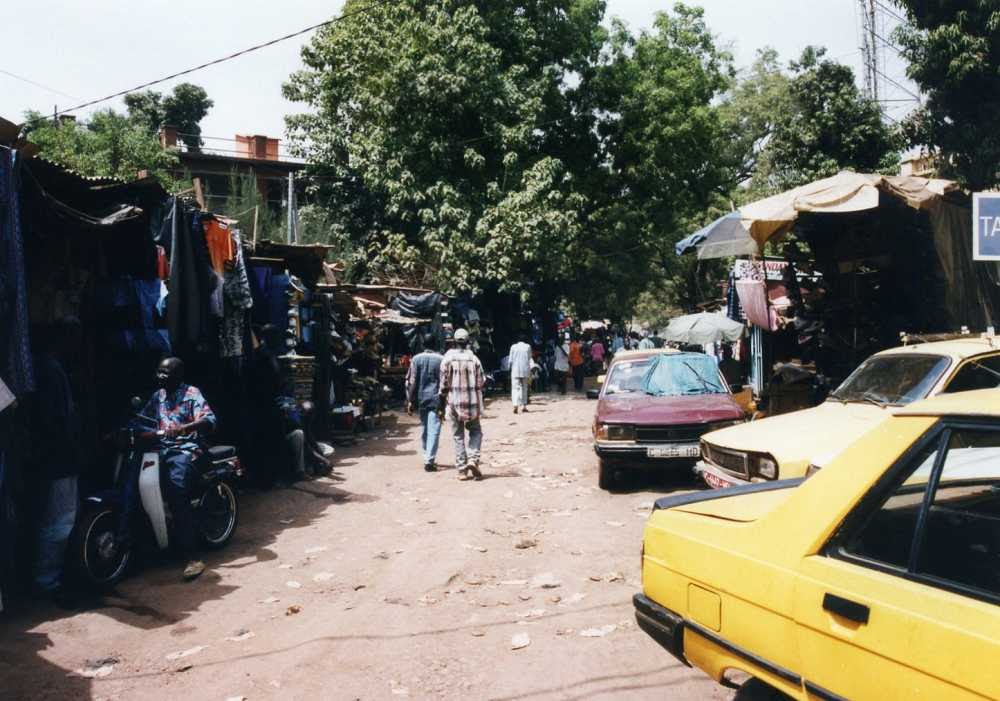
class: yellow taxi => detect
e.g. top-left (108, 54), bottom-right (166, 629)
top-left (635, 388), bottom-right (1000, 699)
top-left (697, 337), bottom-right (1000, 489)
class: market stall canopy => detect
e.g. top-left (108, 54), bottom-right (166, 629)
top-left (581, 320), bottom-right (607, 331)
top-left (675, 212), bottom-right (758, 259)
top-left (679, 171), bottom-right (964, 259)
top-left (662, 312), bottom-right (744, 345)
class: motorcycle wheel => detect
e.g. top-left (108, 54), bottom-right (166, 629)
top-left (198, 480), bottom-right (238, 549)
top-left (70, 504), bottom-right (130, 588)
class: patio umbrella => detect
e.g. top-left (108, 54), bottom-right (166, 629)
top-left (662, 312), bottom-right (744, 345)
top-left (674, 212), bottom-right (759, 259)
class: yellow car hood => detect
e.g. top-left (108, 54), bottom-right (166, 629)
top-left (703, 401), bottom-right (891, 474)
top-left (670, 488), bottom-right (797, 522)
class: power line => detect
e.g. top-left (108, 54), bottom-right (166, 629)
top-left (873, 0), bottom-right (908, 24)
top-left (0, 69), bottom-right (81, 101)
top-left (49, 0), bottom-right (395, 119)
top-left (874, 66), bottom-right (921, 101)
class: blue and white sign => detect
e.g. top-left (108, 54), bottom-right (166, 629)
top-left (974, 193), bottom-right (1000, 261)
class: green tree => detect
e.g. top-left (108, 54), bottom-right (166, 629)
top-left (760, 47), bottom-right (899, 190)
top-left (284, 0), bottom-right (606, 300)
top-left (124, 82), bottom-right (214, 150)
top-left (23, 109), bottom-right (182, 187)
top-left (893, 1), bottom-right (1000, 190)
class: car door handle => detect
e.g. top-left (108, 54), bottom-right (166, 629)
top-left (822, 593), bottom-right (870, 624)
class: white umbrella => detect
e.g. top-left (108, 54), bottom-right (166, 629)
top-left (662, 313), bottom-right (744, 345)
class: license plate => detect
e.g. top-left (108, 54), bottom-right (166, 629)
top-left (702, 469), bottom-right (739, 489)
top-left (647, 444), bottom-right (700, 459)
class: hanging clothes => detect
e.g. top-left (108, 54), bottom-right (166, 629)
top-left (0, 149), bottom-right (34, 395)
top-left (220, 231), bottom-right (254, 358)
top-left (203, 217), bottom-right (235, 275)
top-left (167, 207), bottom-right (219, 353)
top-left (735, 279), bottom-right (778, 331)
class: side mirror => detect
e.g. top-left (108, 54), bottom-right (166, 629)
top-left (586, 389), bottom-right (601, 400)
top-left (729, 383), bottom-right (744, 393)
top-left (130, 396), bottom-right (143, 409)
top-left (596, 375), bottom-right (606, 385)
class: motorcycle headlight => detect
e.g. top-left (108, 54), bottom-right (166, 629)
top-left (598, 424), bottom-right (636, 441)
top-left (753, 455), bottom-right (778, 480)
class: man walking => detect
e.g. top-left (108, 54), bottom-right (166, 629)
top-left (553, 334), bottom-right (570, 394)
top-left (439, 329), bottom-right (485, 481)
top-left (508, 333), bottom-right (532, 414)
top-left (406, 333), bottom-right (444, 471)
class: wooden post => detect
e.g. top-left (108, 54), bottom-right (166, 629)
top-left (192, 177), bottom-right (206, 211)
top-left (251, 205), bottom-right (259, 250)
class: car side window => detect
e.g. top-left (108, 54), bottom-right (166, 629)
top-left (916, 430), bottom-right (1000, 595)
top-left (942, 355), bottom-right (1000, 394)
top-left (839, 427), bottom-right (1000, 600)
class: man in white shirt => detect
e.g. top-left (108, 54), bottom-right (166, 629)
top-left (508, 333), bottom-right (533, 414)
top-left (553, 334), bottom-right (570, 394)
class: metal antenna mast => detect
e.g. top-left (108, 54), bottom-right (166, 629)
top-left (858, 0), bottom-right (882, 102)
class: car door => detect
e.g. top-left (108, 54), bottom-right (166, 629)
top-left (792, 422), bottom-right (1000, 700)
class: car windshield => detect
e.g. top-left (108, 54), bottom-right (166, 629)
top-left (642, 353), bottom-right (726, 397)
top-left (829, 354), bottom-right (951, 406)
top-left (603, 359), bottom-right (652, 395)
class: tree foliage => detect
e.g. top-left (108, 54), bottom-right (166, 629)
top-left (125, 83), bottom-right (214, 150)
top-left (23, 109), bottom-right (182, 187)
top-left (893, 0), bottom-right (1000, 190)
top-left (758, 47), bottom-right (899, 190)
top-left (285, 1), bottom-right (736, 318)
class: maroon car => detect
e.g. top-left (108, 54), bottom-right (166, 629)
top-left (589, 349), bottom-right (744, 489)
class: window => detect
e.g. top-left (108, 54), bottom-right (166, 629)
top-left (603, 360), bottom-right (651, 395)
top-left (839, 427), bottom-right (1000, 599)
top-left (829, 354), bottom-right (950, 406)
top-left (942, 355), bottom-right (1000, 394)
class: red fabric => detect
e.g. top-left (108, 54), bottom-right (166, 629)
top-left (156, 245), bottom-right (169, 280)
top-left (736, 279), bottom-right (778, 331)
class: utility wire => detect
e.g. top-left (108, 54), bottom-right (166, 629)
top-left (0, 69), bottom-right (81, 101)
top-left (874, 66), bottom-right (921, 101)
top-left (48, 0), bottom-right (394, 119)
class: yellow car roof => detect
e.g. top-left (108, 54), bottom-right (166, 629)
top-left (895, 388), bottom-right (1000, 417)
top-left (878, 337), bottom-right (1000, 361)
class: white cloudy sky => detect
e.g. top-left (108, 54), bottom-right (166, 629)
top-left (1, 1), bottom-right (917, 148)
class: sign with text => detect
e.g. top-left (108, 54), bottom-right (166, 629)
top-left (974, 193), bottom-right (1000, 261)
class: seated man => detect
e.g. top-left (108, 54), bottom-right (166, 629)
top-left (135, 357), bottom-right (216, 581)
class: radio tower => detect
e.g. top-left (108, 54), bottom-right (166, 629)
top-left (858, 0), bottom-right (881, 102)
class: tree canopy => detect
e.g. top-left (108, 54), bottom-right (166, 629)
top-left (23, 109), bottom-right (182, 187)
top-left (284, 1), bottom-right (737, 317)
top-left (894, 0), bottom-right (1000, 190)
top-left (125, 82), bottom-right (214, 150)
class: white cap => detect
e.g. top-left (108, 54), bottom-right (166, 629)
top-left (454, 328), bottom-right (470, 341)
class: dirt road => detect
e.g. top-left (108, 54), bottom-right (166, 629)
top-left (1, 390), bottom-right (731, 700)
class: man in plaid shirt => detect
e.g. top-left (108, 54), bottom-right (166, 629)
top-left (439, 328), bottom-right (486, 480)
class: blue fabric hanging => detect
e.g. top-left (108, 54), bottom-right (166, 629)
top-left (0, 149), bottom-right (34, 395)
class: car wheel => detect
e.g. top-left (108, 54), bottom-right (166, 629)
top-left (598, 459), bottom-right (619, 490)
top-left (733, 678), bottom-right (793, 701)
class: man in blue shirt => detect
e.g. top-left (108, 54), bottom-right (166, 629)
top-left (406, 334), bottom-right (444, 472)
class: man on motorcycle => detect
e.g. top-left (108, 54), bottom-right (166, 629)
top-left (131, 357), bottom-right (216, 581)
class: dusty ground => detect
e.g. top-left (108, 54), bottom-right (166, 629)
top-left (0, 388), bottom-right (732, 701)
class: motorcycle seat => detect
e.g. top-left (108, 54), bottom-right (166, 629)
top-left (206, 445), bottom-right (237, 461)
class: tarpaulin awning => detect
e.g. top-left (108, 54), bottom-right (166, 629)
top-left (679, 171), bottom-right (964, 259)
top-left (662, 312), bottom-right (744, 345)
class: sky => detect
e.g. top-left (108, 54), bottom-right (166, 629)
top-left (1, 0), bottom-right (918, 152)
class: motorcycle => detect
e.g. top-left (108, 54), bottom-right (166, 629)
top-left (70, 398), bottom-right (242, 588)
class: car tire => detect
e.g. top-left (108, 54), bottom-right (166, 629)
top-left (598, 459), bottom-right (618, 490)
top-left (733, 678), bottom-right (793, 701)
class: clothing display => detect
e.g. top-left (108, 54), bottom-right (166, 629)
top-left (735, 279), bottom-right (777, 331)
top-left (167, 206), bottom-right (219, 353)
top-left (203, 217), bottom-right (236, 275)
top-left (220, 231), bottom-right (253, 358)
top-left (0, 149), bottom-right (34, 395)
